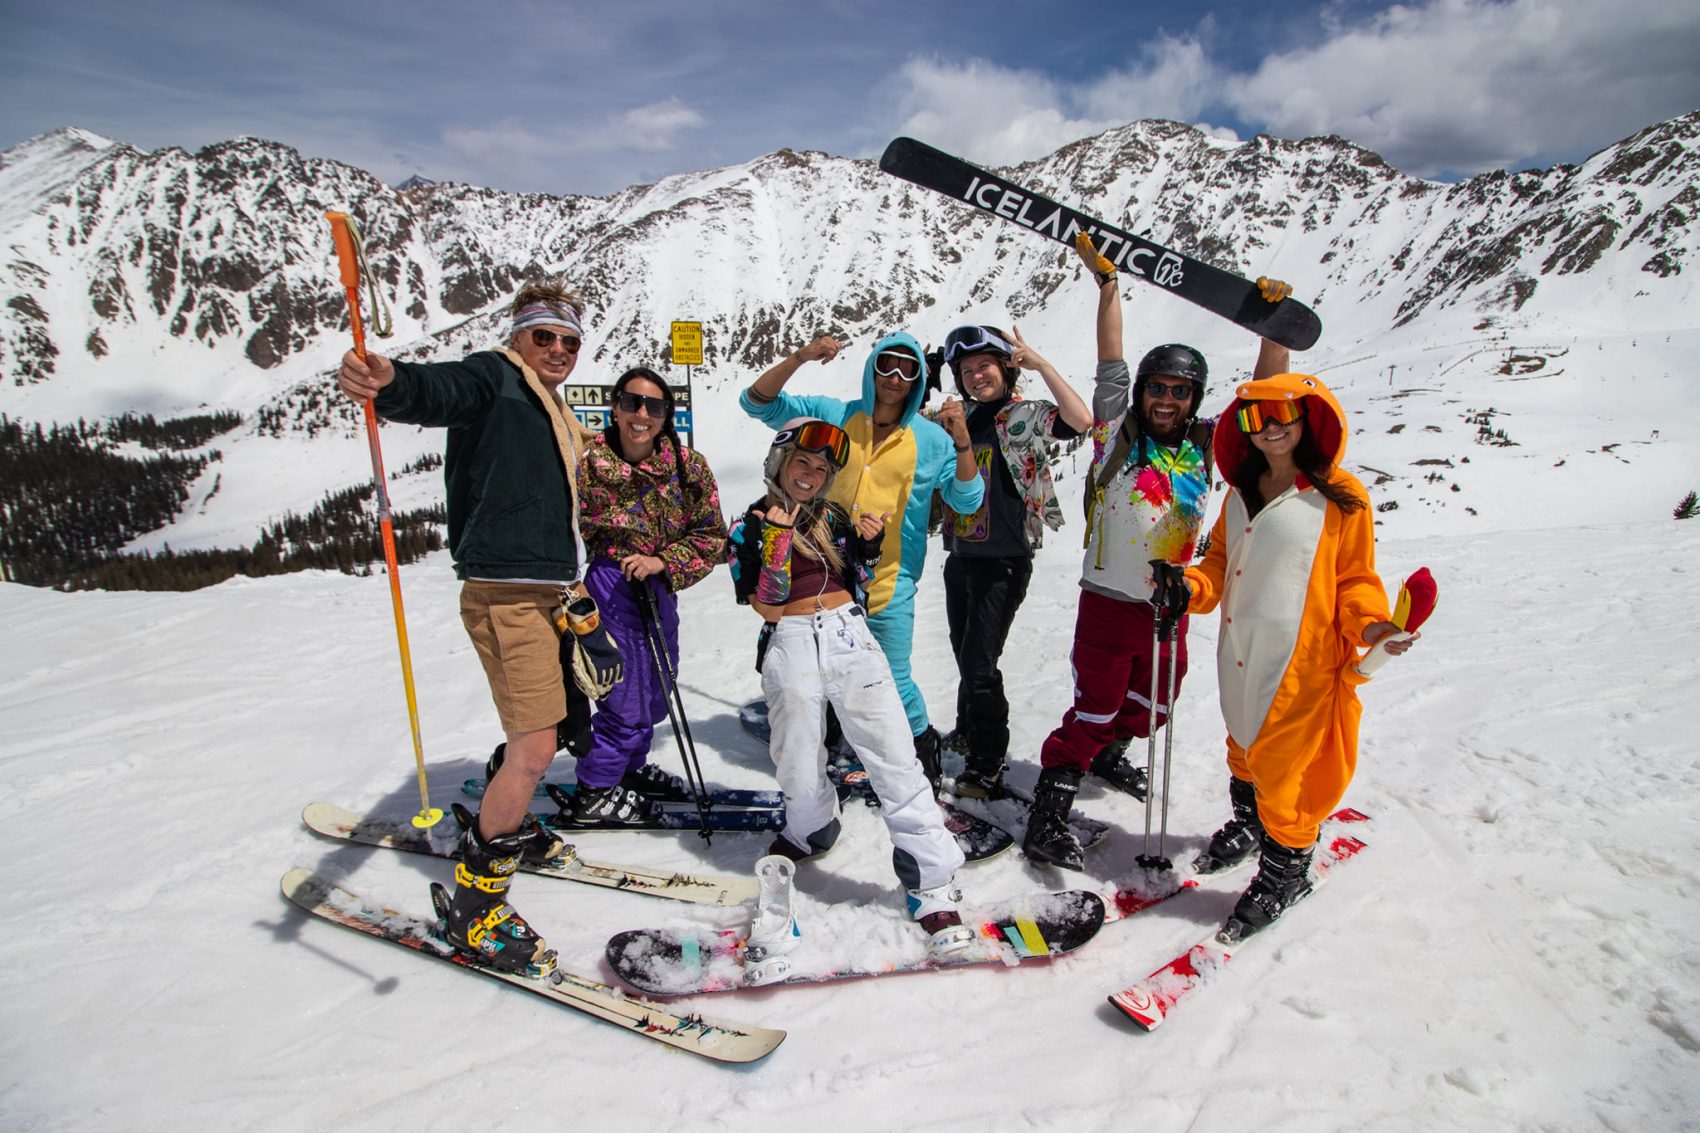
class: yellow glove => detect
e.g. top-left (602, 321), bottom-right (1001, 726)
top-left (1075, 233), bottom-right (1116, 286)
top-left (1257, 276), bottom-right (1293, 303)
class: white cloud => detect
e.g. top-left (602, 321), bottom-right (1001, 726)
top-left (615, 98), bottom-right (705, 153)
top-left (889, 36), bottom-right (1225, 167)
top-left (1227, 0), bottom-right (1700, 175)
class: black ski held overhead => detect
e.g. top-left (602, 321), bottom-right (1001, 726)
top-left (878, 137), bottom-right (1323, 352)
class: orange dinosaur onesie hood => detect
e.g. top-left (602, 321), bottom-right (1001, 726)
top-left (1212, 372), bottom-right (1349, 488)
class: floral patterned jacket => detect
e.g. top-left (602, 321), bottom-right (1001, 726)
top-left (956, 398), bottom-right (1068, 550)
top-left (577, 433), bottom-right (727, 591)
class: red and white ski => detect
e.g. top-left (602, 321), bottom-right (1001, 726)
top-left (1107, 811), bottom-right (1370, 1031)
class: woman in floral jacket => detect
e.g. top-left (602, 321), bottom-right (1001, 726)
top-left (935, 324), bottom-right (1090, 798)
top-left (569, 366), bottom-right (728, 823)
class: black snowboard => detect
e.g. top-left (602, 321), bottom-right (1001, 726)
top-left (878, 136), bottom-right (1322, 351)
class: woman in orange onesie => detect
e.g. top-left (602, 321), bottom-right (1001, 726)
top-left (1183, 372), bottom-right (1414, 943)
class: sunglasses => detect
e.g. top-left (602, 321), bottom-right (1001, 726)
top-left (873, 350), bottom-right (921, 381)
top-left (529, 328), bottom-right (581, 353)
top-left (1144, 379), bottom-right (1195, 401)
top-left (941, 325), bottom-right (1016, 365)
top-left (613, 390), bottom-right (667, 418)
top-left (773, 420), bottom-right (851, 469)
top-left (1235, 398), bottom-right (1305, 433)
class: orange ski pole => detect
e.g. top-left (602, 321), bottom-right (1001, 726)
top-left (326, 210), bottom-right (441, 829)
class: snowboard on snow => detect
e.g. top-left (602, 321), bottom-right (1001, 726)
top-left (301, 803), bottom-right (758, 906)
top-left (738, 698), bottom-right (1013, 862)
top-left (606, 888), bottom-right (1107, 996)
top-left (280, 868), bottom-right (783, 1062)
top-left (878, 136), bottom-right (1323, 351)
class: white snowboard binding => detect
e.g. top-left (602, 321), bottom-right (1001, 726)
top-left (907, 881), bottom-right (976, 957)
top-left (742, 855), bottom-right (800, 985)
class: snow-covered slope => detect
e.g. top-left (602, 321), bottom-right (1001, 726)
top-left (0, 518), bottom-right (1695, 1129)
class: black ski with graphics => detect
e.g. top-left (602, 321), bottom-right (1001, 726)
top-left (877, 136), bottom-right (1322, 351)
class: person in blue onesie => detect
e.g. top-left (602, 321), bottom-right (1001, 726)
top-left (741, 332), bottom-right (984, 784)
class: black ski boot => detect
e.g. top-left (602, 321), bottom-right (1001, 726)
top-left (1193, 777), bottom-right (1262, 874)
top-left (567, 782), bottom-right (661, 825)
top-left (913, 726), bottom-right (945, 794)
top-left (953, 752), bottom-right (1006, 799)
top-left (1218, 831), bottom-right (1315, 944)
top-left (435, 821), bottom-right (552, 974)
top-left (622, 762), bottom-right (691, 803)
top-left (452, 802), bottom-right (565, 866)
top-left (1089, 738), bottom-right (1148, 799)
top-left (1022, 766), bottom-right (1085, 871)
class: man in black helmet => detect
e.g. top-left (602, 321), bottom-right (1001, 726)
top-left (1022, 234), bottom-right (1291, 870)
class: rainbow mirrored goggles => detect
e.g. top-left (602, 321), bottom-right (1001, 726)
top-left (1234, 398), bottom-right (1305, 433)
top-left (772, 420), bottom-right (851, 469)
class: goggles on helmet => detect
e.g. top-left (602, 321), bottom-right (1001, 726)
top-left (772, 420), bottom-right (851, 469)
top-left (1235, 398), bottom-right (1305, 434)
top-left (941, 325), bottom-right (1016, 367)
top-left (873, 349), bottom-right (921, 381)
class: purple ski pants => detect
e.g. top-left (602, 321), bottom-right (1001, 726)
top-left (577, 559), bottom-right (680, 788)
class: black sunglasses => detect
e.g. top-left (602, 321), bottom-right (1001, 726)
top-left (529, 328), bottom-right (581, 352)
top-left (1144, 379), bottom-right (1194, 401)
top-left (613, 390), bottom-right (667, 418)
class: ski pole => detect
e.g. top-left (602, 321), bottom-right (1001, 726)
top-left (325, 210), bottom-right (441, 830)
top-left (1138, 562), bottom-right (1180, 871)
top-left (630, 579), bottom-right (714, 841)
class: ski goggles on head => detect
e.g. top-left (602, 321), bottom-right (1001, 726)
top-left (873, 350), bottom-right (922, 381)
top-left (941, 325), bottom-right (1016, 366)
top-left (773, 420), bottom-right (851, 468)
top-left (1235, 398), bottom-right (1305, 433)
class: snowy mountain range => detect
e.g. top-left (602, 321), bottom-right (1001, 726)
top-left (2, 112), bottom-right (1696, 552)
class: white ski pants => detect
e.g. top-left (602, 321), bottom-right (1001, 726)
top-left (761, 606), bottom-right (965, 891)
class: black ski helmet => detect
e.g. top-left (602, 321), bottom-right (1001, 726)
top-left (942, 324), bottom-right (1020, 399)
top-left (1135, 343), bottom-right (1207, 418)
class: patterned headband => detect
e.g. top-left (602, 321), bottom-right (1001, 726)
top-left (510, 301), bottom-right (584, 340)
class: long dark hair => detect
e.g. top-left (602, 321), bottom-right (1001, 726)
top-left (606, 366), bottom-right (693, 497)
top-left (1231, 421), bottom-right (1366, 518)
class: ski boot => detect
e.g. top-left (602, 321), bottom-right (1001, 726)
top-left (1218, 831), bottom-right (1315, 945)
top-left (452, 802), bottom-right (566, 867)
top-left (907, 880), bottom-right (974, 957)
top-left (766, 818), bottom-right (841, 864)
top-left (1022, 766), bottom-right (1085, 871)
top-left (1193, 776), bottom-right (1262, 874)
top-left (483, 742), bottom-right (507, 783)
top-left (621, 762), bottom-right (691, 803)
top-left (952, 752), bottom-right (1006, 800)
top-left (566, 782), bottom-right (661, 826)
top-left (1089, 737), bottom-right (1148, 799)
top-left (743, 856), bottom-right (801, 985)
top-left (913, 726), bottom-right (945, 795)
top-left (433, 822), bottom-right (553, 975)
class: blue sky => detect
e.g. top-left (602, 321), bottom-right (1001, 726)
top-left (2, 0), bottom-right (1696, 194)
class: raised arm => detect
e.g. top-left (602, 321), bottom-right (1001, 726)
top-left (745, 335), bottom-right (842, 406)
top-left (1252, 278), bottom-right (1294, 379)
top-left (1075, 234), bottom-right (1122, 363)
top-left (1007, 325), bottom-right (1091, 433)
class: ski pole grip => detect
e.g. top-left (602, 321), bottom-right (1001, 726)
top-left (325, 211), bottom-right (367, 361)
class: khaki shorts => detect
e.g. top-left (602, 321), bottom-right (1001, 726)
top-left (459, 581), bottom-right (568, 735)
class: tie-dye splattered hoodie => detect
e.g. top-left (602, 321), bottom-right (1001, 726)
top-left (1079, 357), bottom-right (1213, 604)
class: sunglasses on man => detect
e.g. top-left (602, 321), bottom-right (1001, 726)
top-left (529, 328), bottom-right (581, 353)
top-left (1144, 379), bottom-right (1195, 401)
top-left (873, 350), bottom-right (921, 381)
top-left (1235, 398), bottom-right (1305, 433)
top-left (613, 390), bottom-right (667, 418)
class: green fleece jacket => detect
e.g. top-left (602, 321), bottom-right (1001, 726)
top-left (374, 349), bottom-right (584, 581)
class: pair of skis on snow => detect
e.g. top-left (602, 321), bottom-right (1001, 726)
top-left (290, 797), bottom-right (1371, 1060)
